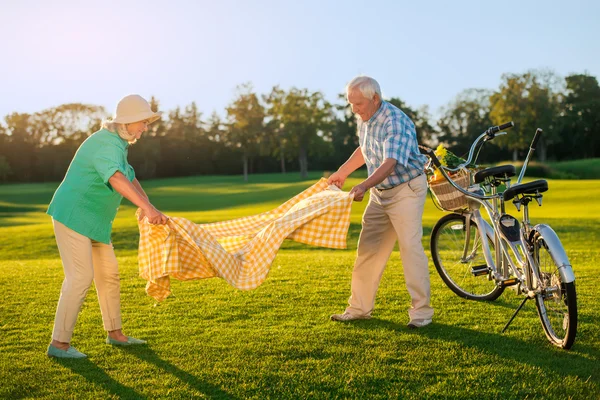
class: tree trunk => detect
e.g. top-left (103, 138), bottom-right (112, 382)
top-left (280, 143), bottom-right (286, 174)
top-left (299, 146), bottom-right (308, 179)
top-left (538, 138), bottom-right (547, 162)
top-left (512, 148), bottom-right (518, 162)
top-left (242, 153), bottom-right (248, 182)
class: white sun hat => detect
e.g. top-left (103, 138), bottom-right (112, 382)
top-left (112, 94), bottom-right (162, 125)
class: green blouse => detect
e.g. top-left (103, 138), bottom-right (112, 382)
top-left (47, 129), bottom-right (135, 244)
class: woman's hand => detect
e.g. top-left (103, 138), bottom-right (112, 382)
top-left (141, 205), bottom-right (168, 225)
top-left (137, 208), bottom-right (146, 222)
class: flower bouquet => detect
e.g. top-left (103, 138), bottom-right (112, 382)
top-left (430, 144), bottom-right (475, 182)
top-left (428, 145), bottom-right (476, 211)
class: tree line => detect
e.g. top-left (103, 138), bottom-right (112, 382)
top-left (0, 70), bottom-right (598, 183)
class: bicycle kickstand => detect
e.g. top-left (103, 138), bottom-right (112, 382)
top-left (501, 296), bottom-right (530, 333)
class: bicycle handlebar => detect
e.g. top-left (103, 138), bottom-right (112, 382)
top-left (419, 122), bottom-right (514, 201)
top-left (419, 145), bottom-right (442, 168)
top-left (427, 121), bottom-right (514, 173)
top-left (486, 121), bottom-right (514, 138)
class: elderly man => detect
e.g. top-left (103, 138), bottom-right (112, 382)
top-left (328, 76), bottom-right (433, 328)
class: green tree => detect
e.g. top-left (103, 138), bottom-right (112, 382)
top-left (0, 155), bottom-right (11, 182)
top-left (489, 70), bottom-right (562, 161)
top-left (263, 86), bottom-right (291, 174)
top-left (264, 87), bottom-right (334, 179)
top-left (31, 103), bottom-right (106, 145)
top-left (226, 83), bottom-right (266, 182)
top-left (206, 111), bottom-right (238, 174)
top-left (436, 88), bottom-right (511, 161)
top-left (556, 74), bottom-right (600, 159)
top-left (147, 96), bottom-right (166, 137)
top-left (331, 94), bottom-right (359, 169)
top-left (156, 102), bottom-right (209, 178)
top-left (2, 112), bottom-right (37, 181)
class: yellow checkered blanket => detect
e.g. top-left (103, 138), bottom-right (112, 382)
top-left (137, 178), bottom-right (353, 301)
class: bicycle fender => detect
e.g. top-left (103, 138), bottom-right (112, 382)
top-left (531, 224), bottom-right (575, 283)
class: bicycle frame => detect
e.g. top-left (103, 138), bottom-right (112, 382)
top-left (425, 127), bottom-right (575, 295)
top-left (424, 125), bottom-right (577, 348)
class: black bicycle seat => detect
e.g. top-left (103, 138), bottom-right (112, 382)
top-left (503, 180), bottom-right (548, 201)
top-left (474, 165), bottom-right (516, 184)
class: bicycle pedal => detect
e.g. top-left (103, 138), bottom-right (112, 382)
top-left (500, 278), bottom-right (520, 288)
top-left (470, 265), bottom-right (489, 277)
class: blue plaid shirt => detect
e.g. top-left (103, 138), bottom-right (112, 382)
top-left (358, 101), bottom-right (426, 189)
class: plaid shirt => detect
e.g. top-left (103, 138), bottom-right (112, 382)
top-left (358, 101), bottom-right (427, 189)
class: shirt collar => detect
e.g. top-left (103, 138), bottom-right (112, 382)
top-left (365, 101), bottom-right (386, 124)
top-left (105, 128), bottom-right (130, 149)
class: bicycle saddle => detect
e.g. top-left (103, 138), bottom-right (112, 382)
top-left (503, 180), bottom-right (548, 201)
top-left (474, 165), bottom-right (516, 184)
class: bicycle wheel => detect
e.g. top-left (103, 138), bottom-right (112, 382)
top-left (431, 213), bottom-right (504, 301)
top-left (531, 233), bottom-right (577, 349)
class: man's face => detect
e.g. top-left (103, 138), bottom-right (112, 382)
top-left (347, 89), bottom-right (380, 121)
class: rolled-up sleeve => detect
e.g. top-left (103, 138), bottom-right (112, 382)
top-left (93, 144), bottom-right (128, 184)
top-left (384, 117), bottom-right (416, 167)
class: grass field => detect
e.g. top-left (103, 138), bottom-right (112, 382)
top-left (1, 172), bottom-right (599, 399)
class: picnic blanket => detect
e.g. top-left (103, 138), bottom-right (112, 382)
top-left (137, 178), bottom-right (354, 301)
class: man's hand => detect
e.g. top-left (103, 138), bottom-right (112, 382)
top-left (327, 171), bottom-right (347, 189)
top-left (349, 183), bottom-right (368, 202)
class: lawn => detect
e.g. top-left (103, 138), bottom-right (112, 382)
top-left (1, 172), bottom-right (599, 399)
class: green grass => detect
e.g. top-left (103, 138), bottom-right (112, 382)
top-left (1, 172), bottom-right (599, 399)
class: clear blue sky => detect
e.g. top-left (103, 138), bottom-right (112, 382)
top-left (1, 0), bottom-right (599, 121)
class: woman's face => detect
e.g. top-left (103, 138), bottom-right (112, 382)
top-left (126, 120), bottom-right (149, 140)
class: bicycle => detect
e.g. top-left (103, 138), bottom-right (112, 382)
top-left (420, 122), bottom-right (577, 349)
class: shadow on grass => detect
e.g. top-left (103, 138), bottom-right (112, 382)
top-left (53, 358), bottom-right (144, 399)
top-left (121, 345), bottom-right (238, 399)
top-left (356, 318), bottom-right (600, 384)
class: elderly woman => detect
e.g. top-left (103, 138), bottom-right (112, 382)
top-left (46, 94), bottom-right (168, 358)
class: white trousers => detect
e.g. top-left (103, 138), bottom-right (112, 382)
top-left (52, 219), bottom-right (122, 342)
top-left (345, 174), bottom-right (434, 320)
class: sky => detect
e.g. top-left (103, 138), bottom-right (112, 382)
top-left (1, 0), bottom-right (599, 122)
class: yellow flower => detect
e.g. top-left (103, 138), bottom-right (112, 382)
top-left (435, 144), bottom-right (448, 167)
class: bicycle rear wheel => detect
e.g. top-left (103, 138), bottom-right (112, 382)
top-left (431, 213), bottom-right (504, 301)
top-left (531, 232), bottom-right (577, 349)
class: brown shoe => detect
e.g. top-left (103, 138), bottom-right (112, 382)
top-left (330, 312), bottom-right (371, 322)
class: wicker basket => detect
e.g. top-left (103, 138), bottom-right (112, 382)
top-left (429, 171), bottom-right (470, 211)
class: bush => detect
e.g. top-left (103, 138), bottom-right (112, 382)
top-left (489, 159), bottom-right (600, 180)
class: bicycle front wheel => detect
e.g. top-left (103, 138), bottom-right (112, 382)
top-left (431, 213), bottom-right (504, 301)
top-left (531, 232), bottom-right (577, 349)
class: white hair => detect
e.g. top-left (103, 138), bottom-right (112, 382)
top-left (101, 120), bottom-right (137, 144)
top-left (346, 76), bottom-right (382, 100)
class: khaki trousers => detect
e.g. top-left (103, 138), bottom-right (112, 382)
top-left (52, 219), bottom-right (122, 342)
top-left (345, 174), bottom-right (434, 320)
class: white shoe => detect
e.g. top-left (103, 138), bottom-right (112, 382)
top-left (330, 312), bottom-right (371, 322)
top-left (407, 318), bottom-right (432, 329)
